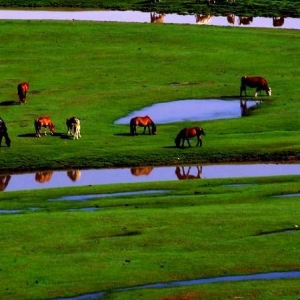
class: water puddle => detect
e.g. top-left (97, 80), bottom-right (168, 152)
top-left (1, 164), bottom-right (300, 192)
top-left (115, 99), bottom-right (258, 124)
top-left (67, 207), bottom-right (100, 212)
top-left (50, 190), bottom-right (167, 201)
top-left (0, 10), bottom-right (299, 30)
top-left (53, 271), bottom-right (300, 300)
top-left (273, 193), bottom-right (300, 198)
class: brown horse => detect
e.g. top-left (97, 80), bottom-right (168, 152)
top-left (130, 116), bottom-right (157, 136)
top-left (17, 82), bottom-right (29, 104)
top-left (34, 116), bottom-right (55, 137)
top-left (0, 118), bottom-right (11, 147)
top-left (175, 126), bottom-right (205, 148)
top-left (240, 76), bottom-right (271, 97)
top-left (175, 166), bottom-right (202, 180)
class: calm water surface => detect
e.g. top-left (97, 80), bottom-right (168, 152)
top-left (115, 99), bottom-right (257, 124)
top-left (1, 163), bottom-right (300, 192)
top-left (0, 10), bottom-right (299, 29)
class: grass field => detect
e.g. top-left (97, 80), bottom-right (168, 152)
top-left (0, 176), bottom-right (299, 299)
top-left (0, 21), bottom-right (299, 172)
top-left (0, 19), bottom-right (300, 300)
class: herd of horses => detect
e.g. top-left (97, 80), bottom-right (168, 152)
top-left (0, 76), bottom-right (270, 148)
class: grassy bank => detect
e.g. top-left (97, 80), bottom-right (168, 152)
top-left (0, 176), bottom-right (299, 299)
top-left (0, 21), bottom-right (299, 172)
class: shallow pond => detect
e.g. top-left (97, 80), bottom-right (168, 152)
top-left (0, 10), bottom-right (299, 30)
top-left (115, 99), bottom-right (257, 124)
top-left (1, 163), bottom-right (300, 192)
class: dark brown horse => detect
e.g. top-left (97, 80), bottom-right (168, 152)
top-left (240, 76), bottom-right (271, 97)
top-left (0, 118), bottom-right (11, 147)
top-left (17, 82), bottom-right (29, 104)
top-left (175, 126), bottom-right (205, 148)
top-left (130, 116), bottom-right (157, 136)
top-left (34, 116), bottom-right (55, 137)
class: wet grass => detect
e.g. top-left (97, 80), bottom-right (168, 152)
top-left (0, 21), bottom-right (299, 172)
top-left (0, 176), bottom-right (299, 299)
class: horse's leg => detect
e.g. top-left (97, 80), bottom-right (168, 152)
top-left (187, 138), bottom-right (192, 147)
top-left (4, 133), bottom-right (11, 147)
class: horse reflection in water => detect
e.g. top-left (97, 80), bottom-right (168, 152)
top-left (0, 175), bottom-right (11, 191)
top-left (35, 171), bottom-right (53, 183)
top-left (131, 167), bottom-right (153, 176)
top-left (175, 166), bottom-right (202, 180)
top-left (239, 16), bottom-right (253, 25)
top-left (150, 12), bottom-right (165, 23)
top-left (273, 16), bottom-right (284, 27)
top-left (67, 170), bottom-right (81, 182)
top-left (195, 14), bottom-right (213, 24)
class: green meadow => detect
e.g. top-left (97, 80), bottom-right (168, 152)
top-left (0, 176), bottom-right (299, 299)
top-left (0, 16), bottom-right (300, 300)
top-left (0, 21), bottom-right (299, 172)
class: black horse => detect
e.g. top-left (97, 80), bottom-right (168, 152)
top-left (0, 118), bottom-right (11, 147)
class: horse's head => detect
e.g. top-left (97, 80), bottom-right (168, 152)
top-left (151, 124), bottom-right (157, 135)
top-left (175, 134), bottom-right (181, 148)
top-left (49, 123), bottom-right (55, 134)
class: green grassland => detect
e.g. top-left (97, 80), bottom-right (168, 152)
top-left (0, 176), bottom-right (299, 299)
top-left (0, 21), bottom-right (299, 172)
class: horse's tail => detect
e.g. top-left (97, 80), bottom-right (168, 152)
top-left (130, 118), bottom-right (135, 135)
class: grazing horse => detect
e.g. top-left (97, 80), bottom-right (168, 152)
top-left (131, 167), bottom-right (153, 176)
top-left (66, 117), bottom-right (81, 139)
top-left (175, 126), bottom-right (205, 148)
top-left (175, 166), bottom-right (202, 180)
top-left (0, 118), bottom-right (11, 147)
top-left (35, 171), bottom-right (53, 183)
top-left (240, 76), bottom-right (271, 97)
top-left (130, 116), bottom-right (157, 136)
top-left (0, 175), bottom-right (11, 191)
top-left (34, 116), bottom-right (55, 137)
top-left (17, 82), bottom-right (29, 104)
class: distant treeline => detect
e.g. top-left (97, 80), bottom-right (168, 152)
top-left (0, 0), bottom-right (299, 17)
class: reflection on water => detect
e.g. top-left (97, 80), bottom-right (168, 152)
top-left (1, 164), bottom-right (300, 192)
top-left (67, 170), bottom-right (81, 181)
top-left (114, 99), bottom-right (258, 124)
top-left (0, 175), bottom-right (11, 191)
top-left (131, 167), bottom-right (153, 176)
top-left (35, 171), bottom-right (53, 183)
top-left (0, 10), bottom-right (298, 30)
top-left (175, 166), bottom-right (202, 180)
